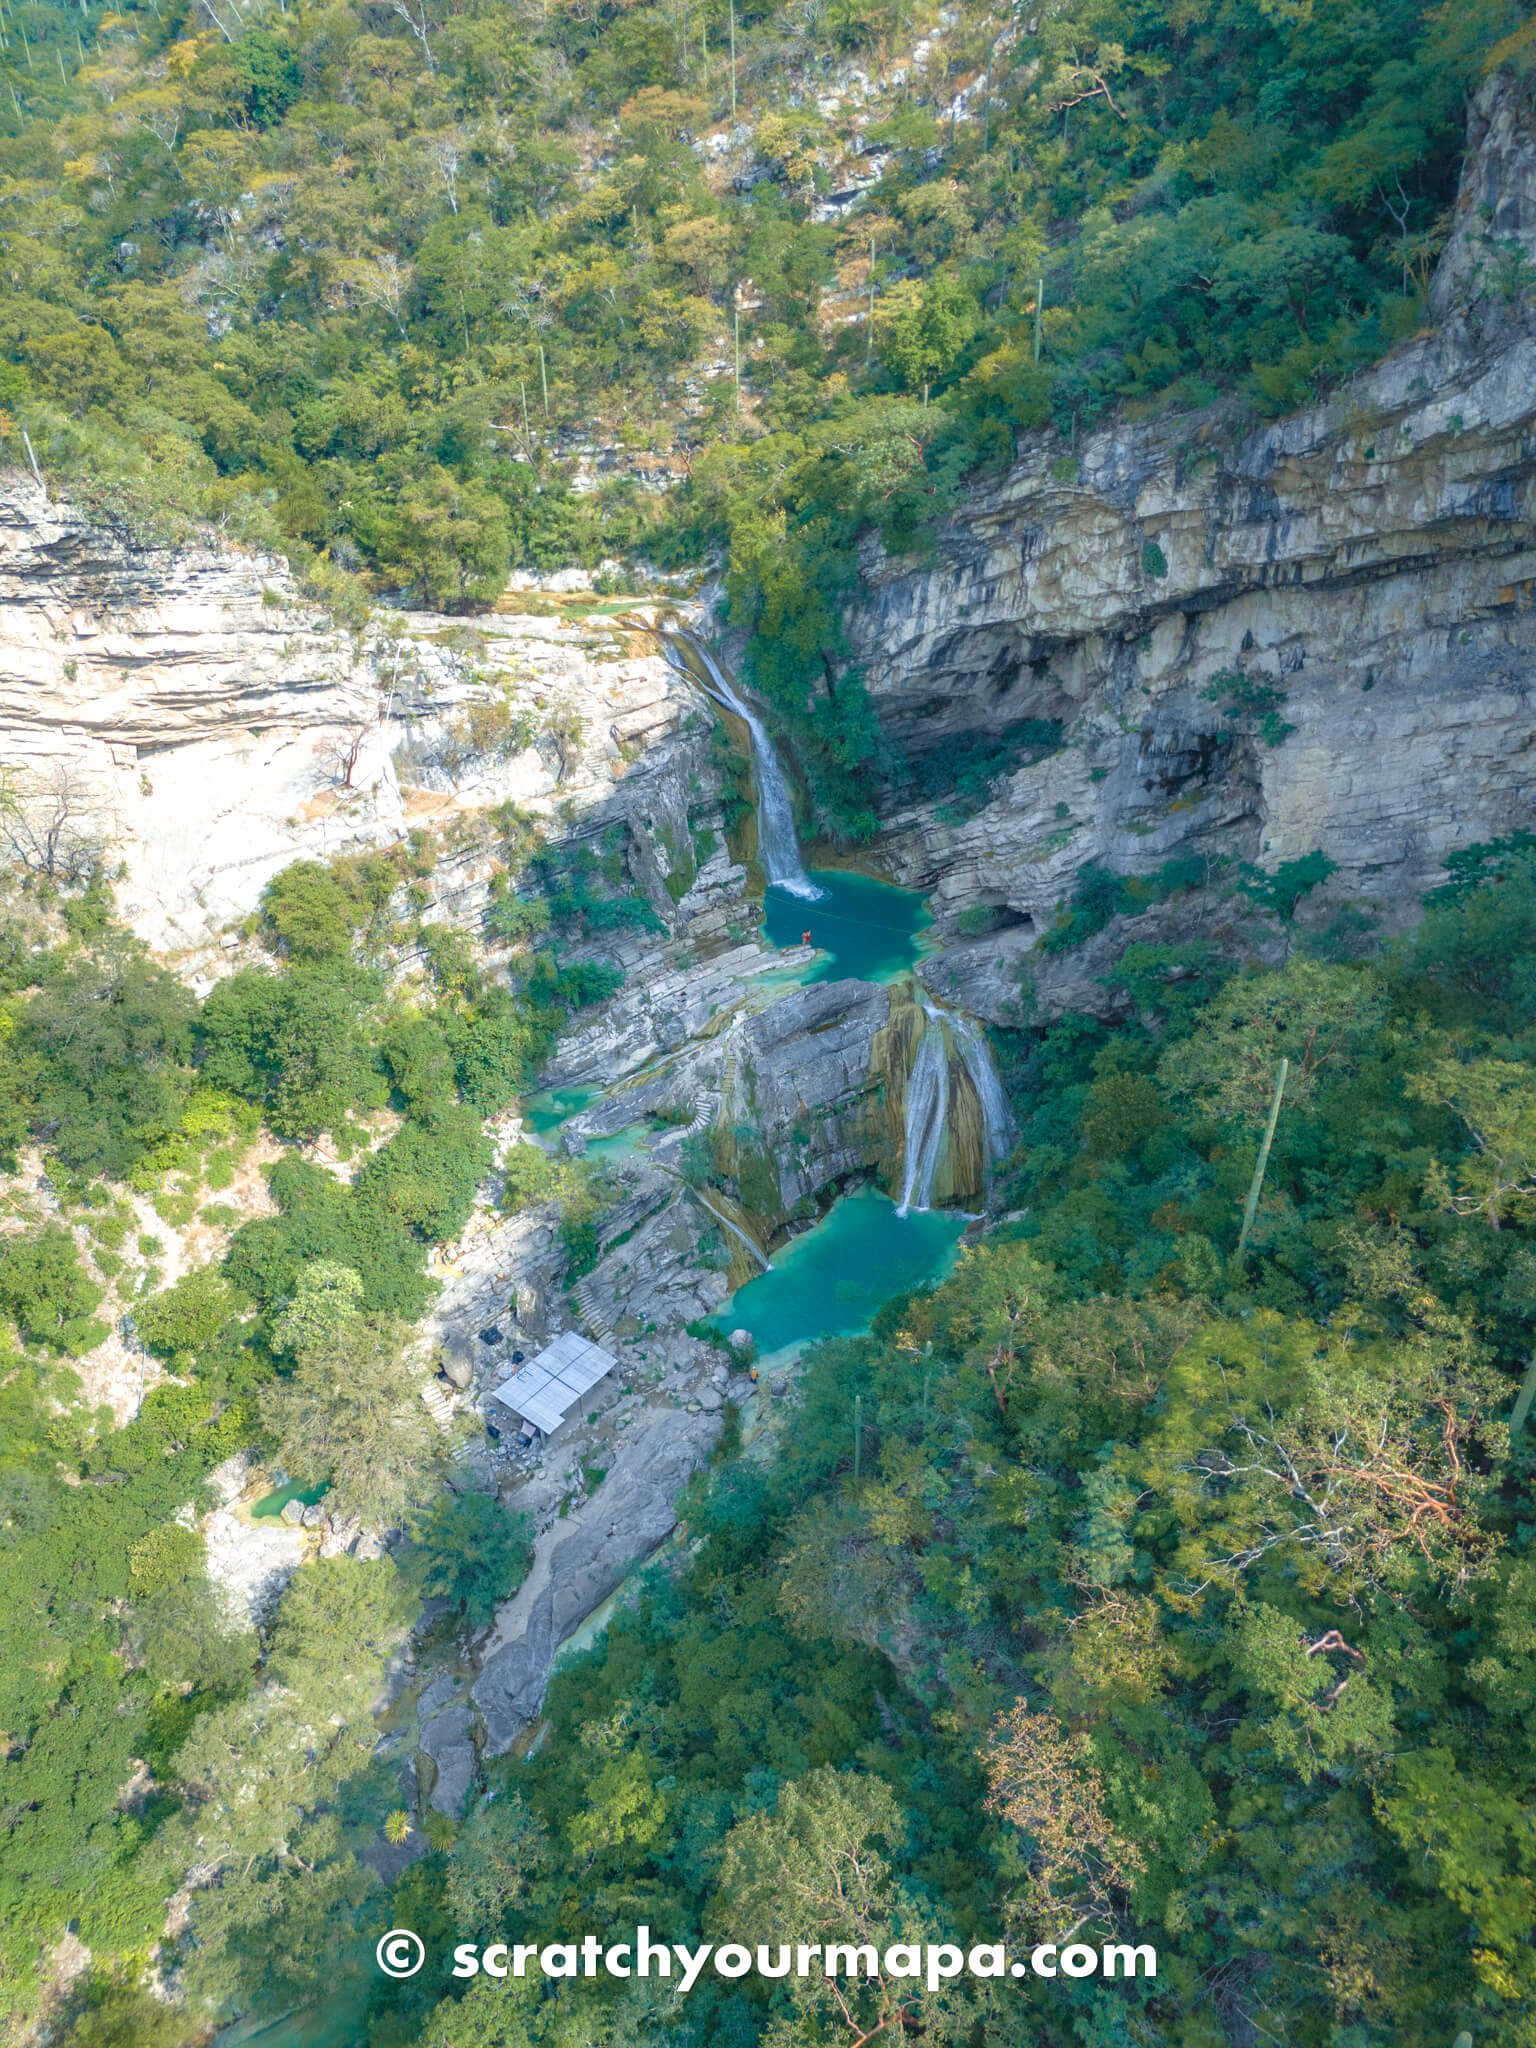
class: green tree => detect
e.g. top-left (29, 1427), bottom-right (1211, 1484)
top-left (406, 1488), bottom-right (533, 1628)
top-left (259, 1304), bottom-right (436, 1527)
top-left (1413, 1058), bottom-right (1536, 1230)
top-left (0, 1226), bottom-right (105, 1352)
top-left (715, 1768), bottom-right (975, 2046)
top-left (135, 1267), bottom-right (245, 1368)
top-left (1158, 957), bottom-right (1388, 1123)
top-left (878, 273), bottom-right (978, 403)
top-left (19, 949), bottom-right (195, 1179)
top-left (373, 468), bottom-right (513, 611)
top-left (446, 1793), bottom-right (548, 1936)
top-left (1237, 848), bottom-right (1339, 952)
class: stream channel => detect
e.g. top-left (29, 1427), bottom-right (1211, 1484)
top-left (217, 633), bottom-right (995, 2048)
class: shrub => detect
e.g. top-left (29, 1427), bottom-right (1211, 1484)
top-left (0, 1226), bottom-right (107, 1352)
top-left (135, 1267), bottom-right (246, 1366)
top-left (355, 1106), bottom-right (493, 1243)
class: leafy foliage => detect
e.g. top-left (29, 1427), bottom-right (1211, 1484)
top-left (0, 0), bottom-right (1518, 833)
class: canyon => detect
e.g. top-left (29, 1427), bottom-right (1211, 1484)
top-left (2, 62), bottom-right (1534, 1785)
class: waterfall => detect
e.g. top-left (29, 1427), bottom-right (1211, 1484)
top-left (664, 630), bottom-right (823, 902)
top-left (896, 1007), bottom-right (951, 1215)
top-left (687, 1186), bottom-right (772, 1272)
top-left (889, 995), bottom-right (1012, 1216)
top-left (948, 1011), bottom-right (1014, 1180)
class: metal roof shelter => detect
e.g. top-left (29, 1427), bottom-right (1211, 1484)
top-left (488, 1330), bottom-right (618, 1437)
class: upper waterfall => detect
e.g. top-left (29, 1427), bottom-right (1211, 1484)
top-left (664, 629), bottom-right (823, 902)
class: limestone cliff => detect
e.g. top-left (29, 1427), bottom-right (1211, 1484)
top-left (841, 67), bottom-right (1536, 1021)
top-left (0, 493), bottom-right (740, 969)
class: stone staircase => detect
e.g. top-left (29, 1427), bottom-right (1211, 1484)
top-left (573, 1276), bottom-right (616, 1347)
top-left (680, 1014), bottom-right (742, 1138)
top-left (419, 1379), bottom-right (458, 1433)
top-left (718, 1018), bottom-right (742, 1120)
top-left (678, 1087), bottom-right (717, 1138)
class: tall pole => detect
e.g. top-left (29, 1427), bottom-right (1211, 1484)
top-left (1511, 1356), bottom-right (1536, 1436)
top-left (1236, 1058), bottom-right (1289, 1261)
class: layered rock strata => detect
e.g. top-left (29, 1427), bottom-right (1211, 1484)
top-left (838, 69), bottom-right (1536, 1019)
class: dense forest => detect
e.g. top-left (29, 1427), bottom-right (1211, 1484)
top-left (3, 0), bottom-right (1536, 2041)
top-left (3, 838), bottom-right (1536, 2043)
top-left (2, 0), bottom-right (1532, 826)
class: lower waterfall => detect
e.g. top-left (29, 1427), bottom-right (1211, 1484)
top-left (896, 1008), bottom-right (951, 1215)
top-left (948, 1010), bottom-right (1015, 1187)
top-left (880, 985), bottom-right (1014, 1215)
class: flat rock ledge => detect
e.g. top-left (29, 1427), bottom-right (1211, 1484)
top-left (472, 1402), bottom-right (722, 1751)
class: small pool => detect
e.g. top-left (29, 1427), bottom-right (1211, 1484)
top-left (712, 1184), bottom-right (965, 1363)
top-left (521, 1083), bottom-right (600, 1136)
top-left (250, 1480), bottom-right (328, 1520)
top-left (582, 1122), bottom-right (652, 1165)
top-left (764, 868), bottom-right (932, 987)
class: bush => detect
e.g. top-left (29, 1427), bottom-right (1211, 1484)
top-left (355, 1107), bottom-right (493, 1243)
top-left (259, 862), bottom-right (362, 961)
top-left (406, 1490), bottom-right (533, 1628)
top-left (135, 1267), bottom-right (246, 1366)
top-left (224, 1157), bottom-right (435, 1321)
top-left (18, 953), bottom-right (196, 1180)
top-left (500, 1142), bottom-right (566, 1213)
top-left (199, 962), bottom-right (386, 1139)
top-left (0, 1226), bottom-right (107, 1352)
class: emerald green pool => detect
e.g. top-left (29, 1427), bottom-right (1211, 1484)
top-left (521, 1083), bottom-right (600, 1136)
top-left (250, 1480), bottom-right (327, 1520)
top-left (764, 867), bottom-right (932, 986)
top-left (582, 1122), bottom-right (651, 1165)
top-left (712, 1184), bottom-right (965, 1363)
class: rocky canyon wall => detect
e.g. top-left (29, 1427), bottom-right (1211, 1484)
top-left (843, 68), bottom-right (1536, 1022)
top-left (0, 494), bottom-right (739, 973)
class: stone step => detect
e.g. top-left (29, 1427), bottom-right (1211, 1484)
top-left (419, 1381), bottom-right (458, 1433)
top-left (573, 1279), bottom-right (616, 1347)
top-left (679, 1090), bottom-right (716, 1138)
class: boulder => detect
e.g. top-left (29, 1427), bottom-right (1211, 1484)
top-left (419, 1701), bottom-right (477, 1818)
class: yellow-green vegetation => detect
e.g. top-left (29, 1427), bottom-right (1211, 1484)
top-left (344, 843), bottom-right (1532, 2048)
top-left (0, 847), bottom-right (599, 2029)
top-left (0, 0), bottom-right (1526, 831)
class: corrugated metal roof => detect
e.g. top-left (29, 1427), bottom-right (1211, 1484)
top-left (489, 1330), bottom-right (618, 1436)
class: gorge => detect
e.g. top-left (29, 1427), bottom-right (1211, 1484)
top-left (2, 50), bottom-right (1535, 2048)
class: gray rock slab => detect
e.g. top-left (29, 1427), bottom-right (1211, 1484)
top-left (472, 1403), bottom-right (722, 1751)
top-left (416, 1672), bottom-right (463, 1720)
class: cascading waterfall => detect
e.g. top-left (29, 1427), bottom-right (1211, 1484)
top-left (895, 1006), bottom-right (951, 1215)
top-left (687, 1186), bottom-right (772, 1274)
top-left (884, 990), bottom-right (1013, 1216)
top-left (664, 629), bottom-right (823, 901)
top-left (948, 1010), bottom-right (1015, 1183)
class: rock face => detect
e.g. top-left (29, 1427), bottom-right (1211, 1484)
top-left (736, 978), bottom-right (893, 1218)
top-left (837, 68), bottom-right (1536, 1019)
top-left (419, 1698), bottom-right (478, 1817)
top-left (0, 499), bottom-right (737, 963)
top-left (472, 1402), bottom-right (722, 1751)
